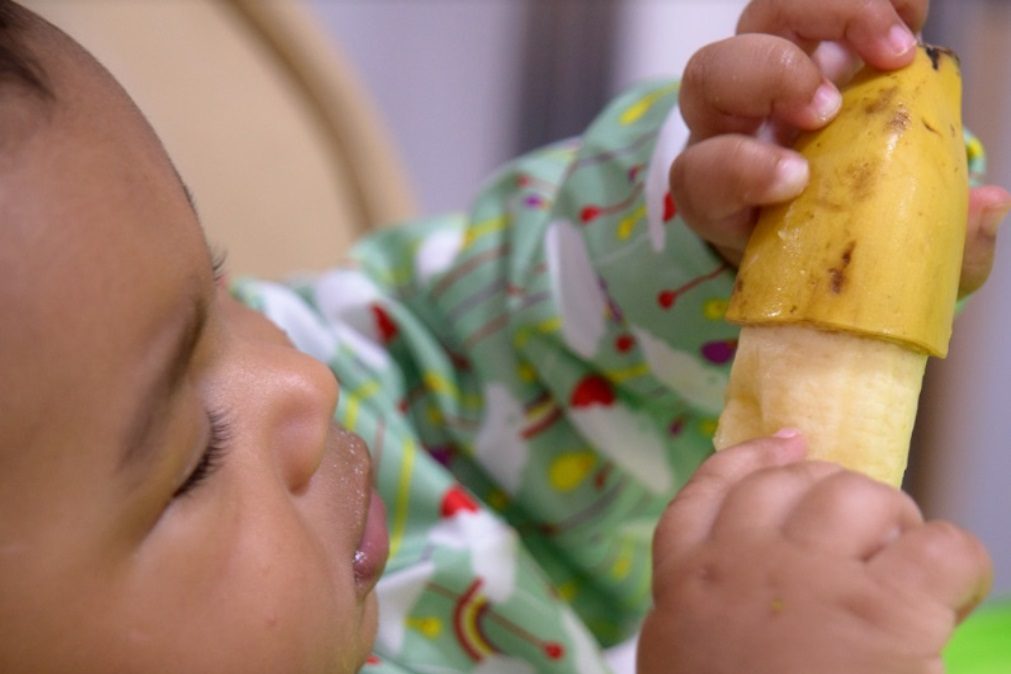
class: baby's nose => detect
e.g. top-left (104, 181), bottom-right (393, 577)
top-left (259, 345), bottom-right (339, 492)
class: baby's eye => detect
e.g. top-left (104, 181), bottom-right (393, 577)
top-left (173, 409), bottom-right (230, 499)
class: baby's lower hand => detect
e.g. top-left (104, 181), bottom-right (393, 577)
top-left (671, 0), bottom-right (1010, 291)
top-left (638, 434), bottom-right (993, 674)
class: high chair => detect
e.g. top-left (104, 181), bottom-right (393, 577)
top-left (26, 0), bottom-right (417, 279)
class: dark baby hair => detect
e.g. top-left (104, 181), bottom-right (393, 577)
top-left (0, 0), bottom-right (50, 98)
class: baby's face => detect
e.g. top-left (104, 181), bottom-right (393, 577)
top-left (0, 15), bottom-right (385, 674)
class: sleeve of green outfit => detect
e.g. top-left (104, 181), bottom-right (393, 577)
top-left (234, 80), bottom-right (737, 673)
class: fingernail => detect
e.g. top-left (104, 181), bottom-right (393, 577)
top-left (981, 204), bottom-right (1010, 239)
top-left (773, 427), bottom-right (802, 439)
top-left (770, 155), bottom-right (809, 200)
top-left (810, 81), bottom-right (842, 122)
top-left (887, 24), bottom-right (917, 56)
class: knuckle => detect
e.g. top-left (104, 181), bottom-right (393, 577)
top-left (766, 40), bottom-right (813, 91)
top-left (817, 469), bottom-right (920, 518)
top-left (769, 459), bottom-right (834, 490)
top-left (727, 139), bottom-right (770, 198)
top-left (822, 469), bottom-right (888, 501)
top-left (737, 0), bottom-right (780, 33)
top-left (920, 520), bottom-right (990, 573)
top-left (668, 151), bottom-right (705, 230)
top-left (732, 465), bottom-right (788, 499)
top-left (793, 459), bottom-right (845, 482)
top-left (709, 435), bottom-right (782, 472)
top-left (855, 0), bottom-right (899, 31)
top-left (680, 45), bottom-right (715, 105)
top-left (725, 136), bottom-right (756, 173)
top-left (668, 152), bottom-right (689, 197)
top-left (671, 470), bottom-right (729, 514)
top-left (688, 457), bottom-right (737, 492)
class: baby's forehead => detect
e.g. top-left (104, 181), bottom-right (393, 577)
top-left (0, 2), bottom-right (213, 460)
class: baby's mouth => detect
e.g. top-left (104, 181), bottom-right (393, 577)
top-left (332, 424), bottom-right (389, 593)
top-left (353, 488), bottom-right (389, 591)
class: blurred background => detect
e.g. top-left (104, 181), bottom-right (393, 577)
top-left (27, 0), bottom-right (1010, 598)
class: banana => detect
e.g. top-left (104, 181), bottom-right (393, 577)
top-left (713, 45), bottom-right (969, 486)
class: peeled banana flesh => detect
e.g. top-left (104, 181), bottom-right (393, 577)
top-left (714, 45), bottom-right (969, 487)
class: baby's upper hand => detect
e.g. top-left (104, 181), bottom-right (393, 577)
top-left (670, 0), bottom-right (1010, 289)
top-left (637, 434), bottom-right (993, 674)
top-left (670, 0), bottom-right (926, 266)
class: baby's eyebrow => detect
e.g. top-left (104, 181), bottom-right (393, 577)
top-left (118, 286), bottom-right (209, 475)
top-left (181, 182), bottom-right (198, 217)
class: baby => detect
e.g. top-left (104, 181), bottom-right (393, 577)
top-left (0, 0), bottom-right (1005, 673)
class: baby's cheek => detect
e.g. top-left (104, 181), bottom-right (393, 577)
top-left (222, 476), bottom-right (372, 673)
top-left (131, 479), bottom-right (353, 672)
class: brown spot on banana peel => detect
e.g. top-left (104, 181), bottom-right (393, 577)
top-left (924, 43), bottom-right (959, 71)
top-left (927, 44), bottom-right (942, 70)
top-left (827, 241), bottom-right (856, 294)
top-left (829, 269), bottom-right (845, 293)
top-left (724, 45), bottom-right (966, 358)
top-left (888, 107), bottom-right (911, 132)
top-left (864, 86), bottom-right (899, 114)
top-left (844, 161), bottom-right (877, 200)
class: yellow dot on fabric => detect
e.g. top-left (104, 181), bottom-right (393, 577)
top-left (423, 371), bottom-right (456, 397)
top-left (548, 452), bottom-right (597, 492)
top-left (537, 317), bottom-right (562, 334)
top-left (703, 298), bottom-right (728, 320)
top-left (698, 418), bottom-right (718, 437)
top-left (967, 136), bottom-right (984, 161)
top-left (517, 361), bottom-right (536, 382)
top-left (617, 204), bottom-right (646, 240)
top-left (426, 406), bottom-right (444, 424)
top-left (556, 581), bottom-right (579, 602)
top-left (621, 98), bottom-right (653, 126)
top-left (487, 489), bottom-right (509, 510)
top-left (407, 616), bottom-right (443, 639)
top-left (618, 84), bottom-right (677, 125)
top-left (611, 551), bottom-right (632, 580)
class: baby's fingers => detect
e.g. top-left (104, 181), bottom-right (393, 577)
top-left (670, 135), bottom-right (808, 265)
top-left (680, 34), bottom-right (841, 141)
top-left (738, 0), bottom-right (925, 71)
top-left (960, 185), bottom-right (1011, 297)
top-left (651, 432), bottom-right (806, 583)
top-left (869, 521), bottom-right (993, 627)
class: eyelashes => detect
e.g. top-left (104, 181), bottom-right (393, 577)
top-left (210, 247), bottom-right (229, 286)
top-left (173, 408), bottom-right (231, 499)
top-left (170, 248), bottom-right (230, 501)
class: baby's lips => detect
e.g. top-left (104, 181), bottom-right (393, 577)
top-left (353, 489), bottom-right (389, 591)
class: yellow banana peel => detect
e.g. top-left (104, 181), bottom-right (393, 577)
top-left (714, 45), bottom-right (969, 486)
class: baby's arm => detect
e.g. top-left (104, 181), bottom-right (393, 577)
top-left (638, 434), bottom-right (992, 673)
top-left (671, 0), bottom-right (1009, 282)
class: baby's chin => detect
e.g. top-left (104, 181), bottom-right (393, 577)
top-left (340, 592), bottom-right (380, 674)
